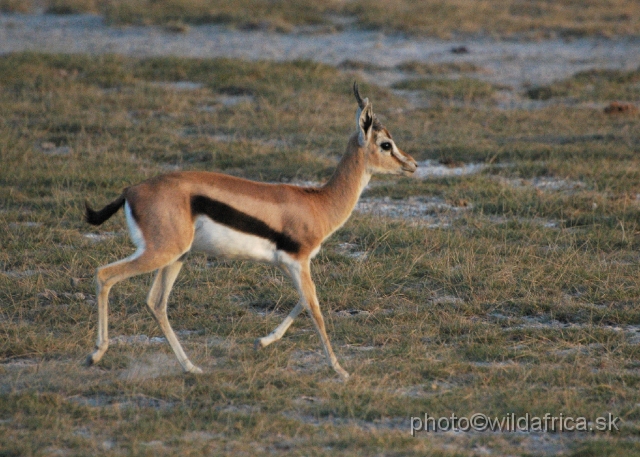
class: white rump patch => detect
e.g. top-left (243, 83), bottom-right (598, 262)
top-left (124, 202), bottom-right (146, 261)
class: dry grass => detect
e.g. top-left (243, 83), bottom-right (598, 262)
top-left (45, 0), bottom-right (98, 14)
top-left (0, 0), bottom-right (31, 13)
top-left (396, 61), bottom-right (485, 75)
top-left (345, 0), bottom-right (640, 38)
top-left (2, 53), bottom-right (640, 455)
top-left (9, 0), bottom-right (640, 38)
top-left (392, 77), bottom-right (503, 103)
top-left (526, 67), bottom-right (640, 102)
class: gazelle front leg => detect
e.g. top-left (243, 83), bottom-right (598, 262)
top-left (255, 301), bottom-right (304, 349)
top-left (285, 258), bottom-right (350, 380)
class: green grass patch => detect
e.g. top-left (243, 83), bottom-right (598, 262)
top-left (392, 77), bottom-right (501, 102)
top-left (396, 61), bottom-right (485, 75)
top-left (527, 67), bottom-right (640, 101)
top-left (11, 0), bottom-right (640, 38)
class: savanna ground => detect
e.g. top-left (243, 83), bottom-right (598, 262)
top-left (1, 13), bottom-right (640, 457)
top-left (4, 0), bottom-right (640, 38)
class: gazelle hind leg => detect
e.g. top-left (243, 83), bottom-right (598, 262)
top-left (146, 260), bottom-right (202, 374)
top-left (286, 259), bottom-right (349, 380)
top-left (86, 264), bottom-right (116, 366)
top-left (255, 301), bottom-right (304, 349)
top-left (86, 250), bottom-right (181, 367)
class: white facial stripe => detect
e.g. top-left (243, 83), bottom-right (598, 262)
top-left (391, 148), bottom-right (408, 164)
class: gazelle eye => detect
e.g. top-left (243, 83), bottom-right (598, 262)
top-left (380, 142), bottom-right (392, 151)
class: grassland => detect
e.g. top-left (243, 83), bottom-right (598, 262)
top-left (5, 0), bottom-right (640, 38)
top-left (392, 77), bottom-right (502, 103)
top-left (526, 68), bottom-right (640, 102)
top-left (1, 53), bottom-right (640, 455)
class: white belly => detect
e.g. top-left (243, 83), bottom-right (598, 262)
top-left (190, 216), bottom-right (278, 262)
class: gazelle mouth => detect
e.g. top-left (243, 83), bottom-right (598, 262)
top-left (402, 162), bottom-right (418, 174)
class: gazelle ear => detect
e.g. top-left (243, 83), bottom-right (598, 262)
top-left (357, 102), bottom-right (374, 146)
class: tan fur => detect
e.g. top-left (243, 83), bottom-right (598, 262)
top-left (86, 86), bottom-right (417, 379)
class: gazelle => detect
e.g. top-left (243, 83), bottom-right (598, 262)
top-left (84, 83), bottom-right (417, 379)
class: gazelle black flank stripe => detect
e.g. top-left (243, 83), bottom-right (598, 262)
top-left (190, 195), bottom-right (301, 254)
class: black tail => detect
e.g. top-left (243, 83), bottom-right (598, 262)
top-left (85, 194), bottom-right (126, 226)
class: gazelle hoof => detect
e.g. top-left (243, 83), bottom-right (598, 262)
top-left (85, 354), bottom-right (96, 367)
top-left (86, 348), bottom-right (106, 367)
top-left (186, 365), bottom-right (203, 374)
top-left (254, 338), bottom-right (265, 350)
top-left (335, 366), bottom-right (350, 380)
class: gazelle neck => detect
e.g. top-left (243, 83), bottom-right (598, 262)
top-left (316, 134), bottom-right (371, 236)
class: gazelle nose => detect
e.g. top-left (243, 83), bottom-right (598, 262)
top-left (403, 157), bottom-right (418, 173)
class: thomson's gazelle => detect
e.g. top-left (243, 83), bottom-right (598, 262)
top-left (85, 83), bottom-right (417, 379)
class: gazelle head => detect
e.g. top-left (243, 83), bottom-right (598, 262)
top-left (353, 82), bottom-right (418, 176)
